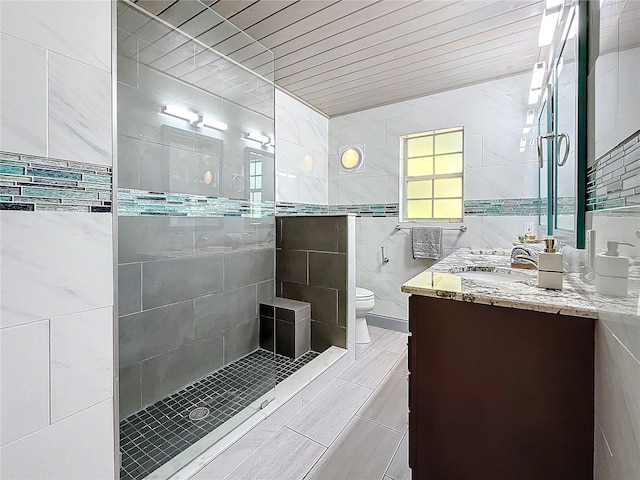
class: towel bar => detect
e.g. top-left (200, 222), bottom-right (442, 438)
top-left (395, 224), bottom-right (467, 233)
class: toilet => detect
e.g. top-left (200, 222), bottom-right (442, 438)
top-left (355, 287), bottom-right (375, 343)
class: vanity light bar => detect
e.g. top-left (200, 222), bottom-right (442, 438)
top-left (201, 118), bottom-right (228, 131)
top-left (161, 105), bottom-right (199, 123)
top-left (245, 131), bottom-right (272, 145)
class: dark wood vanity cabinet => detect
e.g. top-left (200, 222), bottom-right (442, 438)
top-left (408, 295), bottom-right (595, 480)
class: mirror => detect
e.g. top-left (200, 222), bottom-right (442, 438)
top-left (554, 8), bottom-right (577, 232)
top-left (595, 0), bottom-right (640, 158)
top-left (537, 2), bottom-right (585, 246)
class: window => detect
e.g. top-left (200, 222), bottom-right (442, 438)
top-left (401, 127), bottom-right (464, 221)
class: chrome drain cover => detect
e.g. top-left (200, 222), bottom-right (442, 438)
top-left (188, 406), bottom-right (210, 421)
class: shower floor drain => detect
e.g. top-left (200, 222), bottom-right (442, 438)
top-left (188, 407), bottom-right (210, 421)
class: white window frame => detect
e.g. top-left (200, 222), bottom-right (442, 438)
top-left (399, 127), bottom-right (464, 222)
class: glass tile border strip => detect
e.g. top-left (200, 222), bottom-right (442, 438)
top-left (0, 151), bottom-right (112, 212)
top-left (117, 191), bottom-right (573, 219)
top-left (586, 129), bottom-right (640, 211)
top-left (118, 349), bottom-right (319, 480)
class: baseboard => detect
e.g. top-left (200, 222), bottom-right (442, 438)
top-left (366, 313), bottom-right (408, 333)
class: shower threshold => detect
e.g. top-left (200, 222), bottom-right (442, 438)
top-left (119, 349), bottom-right (319, 480)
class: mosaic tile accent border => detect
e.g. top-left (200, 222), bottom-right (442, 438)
top-left (276, 202), bottom-right (399, 217)
top-left (118, 192), bottom-right (565, 218)
top-left (587, 129), bottom-right (640, 211)
top-left (0, 151), bottom-right (112, 212)
top-left (119, 349), bottom-right (319, 480)
top-left (118, 188), bottom-right (275, 217)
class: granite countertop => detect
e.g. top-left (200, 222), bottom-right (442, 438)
top-left (401, 248), bottom-right (599, 318)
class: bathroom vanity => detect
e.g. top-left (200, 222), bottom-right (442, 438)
top-left (401, 249), bottom-right (597, 480)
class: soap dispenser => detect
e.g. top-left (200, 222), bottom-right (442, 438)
top-left (595, 241), bottom-right (634, 296)
top-left (538, 238), bottom-right (563, 290)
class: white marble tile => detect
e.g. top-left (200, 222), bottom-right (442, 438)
top-left (0, 212), bottom-right (113, 328)
top-left (0, 0), bottom-right (112, 71)
top-left (0, 320), bottom-right (49, 446)
top-left (595, 322), bottom-right (640, 479)
top-left (298, 175), bottom-right (328, 204)
top-left (275, 105), bottom-right (299, 145)
top-left (483, 128), bottom-right (535, 167)
top-left (337, 175), bottom-right (387, 204)
top-left (481, 72), bottom-right (529, 99)
top-left (465, 164), bottom-right (524, 200)
top-left (275, 174), bottom-right (298, 203)
top-left (523, 161), bottom-right (541, 199)
top-left (0, 33), bottom-right (47, 156)
top-left (0, 399), bottom-right (115, 480)
top-left (464, 133), bottom-right (484, 169)
top-left (481, 216), bottom-right (537, 248)
top-left (298, 116), bottom-right (328, 155)
top-left (50, 307), bottom-right (113, 422)
top-left (48, 52), bottom-right (112, 166)
top-left (287, 378), bottom-right (372, 446)
top-left (225, 427), bottom-right (325, 480)
top-left (447, 91), bottom-right (524, 135)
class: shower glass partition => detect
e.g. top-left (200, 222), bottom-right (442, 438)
top-left (116, 2), bottom-right (276, 478)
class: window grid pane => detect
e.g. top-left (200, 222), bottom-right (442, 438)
top-left (403, 127), bottom-right (463, 221)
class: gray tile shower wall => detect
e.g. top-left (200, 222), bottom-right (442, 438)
top-left (276, 216), bottom-right (349, 352)
top-left (118, 215), bottom-right (275, 418)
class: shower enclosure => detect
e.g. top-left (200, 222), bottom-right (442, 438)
top-left (114, 3), bottom-right (314, 478)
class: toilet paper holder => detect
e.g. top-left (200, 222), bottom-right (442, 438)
top-left (381, 246), bottom-right (389, 265)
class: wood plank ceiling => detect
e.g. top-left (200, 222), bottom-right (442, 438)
top-left (126, 0), bottom-right (547, 117)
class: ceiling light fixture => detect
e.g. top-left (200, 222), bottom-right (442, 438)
top-left (528, 89), bottom-right (541, 105)
top-left (530, 62), bottom-right (546, 90)
top-left (526, 108), bottom-right (535, 125)
top-left (538, 3), bottom-right (562, 46)
top-left (161, 105), bottom-right (199, 124)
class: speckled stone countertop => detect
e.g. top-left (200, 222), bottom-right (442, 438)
top-left (401, 248), bottom-right (599, 318)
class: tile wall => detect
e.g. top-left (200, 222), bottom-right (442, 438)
top-left (587, 206), bottom-right (640, 479)
top-left (275, 90), bottom-right (329, 205)
top-left (116, 4), bottom-right (277, 419)
top-left (0, 1), bottom-right (116, 478)
top-left (275, 216), bottom-right (354, 352)
top-left (325, 72), bottom-right (540, 321)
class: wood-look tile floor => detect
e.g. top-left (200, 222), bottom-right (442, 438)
top-left (193, 326), bottom-right (411, 480)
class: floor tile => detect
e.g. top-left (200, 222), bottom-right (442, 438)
top-left (372, 331), bottom-right (408, 355)
top-left (357, 372), bottom-right (408, 433)
top-left (339, 347), bottom-right (400, 389)
top-left (304, 416), bottom-right (402, 480)
top-left (391, 351), bottom-right (409, 375)
top-left (120, 350), bottom-right (318, 479)
top-left (225, 427), bottom-right (325, 480)
top-left (386, 432), bottom-right (411, 480)
top-left (287, 377), bottom-right (372, 446)
top-left (356, 326), bottom-right (388, 357)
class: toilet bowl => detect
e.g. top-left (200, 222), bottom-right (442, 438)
top-left (355, 287), bottom-right (375, 344)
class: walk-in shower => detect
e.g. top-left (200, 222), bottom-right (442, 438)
top-left (115, 2), bottom-right (316, 478)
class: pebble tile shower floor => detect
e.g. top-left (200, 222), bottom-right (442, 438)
top-left (119, 349), bottom-right (320, 480)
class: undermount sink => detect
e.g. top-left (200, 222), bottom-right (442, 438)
top-left (449, 267), bottom-right (531, 283)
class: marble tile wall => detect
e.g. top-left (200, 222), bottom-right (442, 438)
top-left (0, 2), bottom-right (115, 478)
top-left (325, 73), bottom-right (539, 321)
top-left (588, 206), bottom-right (640, 478)
top-left (594, 46), bottom-right (640, 163)
top-left (275, 90), bottom-right (329, 204)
